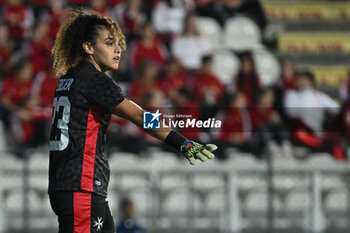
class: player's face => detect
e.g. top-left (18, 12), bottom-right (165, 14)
top-left (91, 28), bottom-right (122, 72)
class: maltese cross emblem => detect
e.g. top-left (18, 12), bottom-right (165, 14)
top-left (93, 217), bottom-right (104, 231)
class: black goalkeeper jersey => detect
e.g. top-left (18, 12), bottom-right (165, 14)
top-left (48, 60), bottom-right (126, 197)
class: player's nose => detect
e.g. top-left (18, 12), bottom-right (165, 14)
top-left (114, 44), bottom-right (121, 54)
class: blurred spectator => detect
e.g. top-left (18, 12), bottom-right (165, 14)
top-left (116, 198), bottom-right (147, 233)
top-left (340, 105), bottom-right (348, 149)
top-left (339, 73), bottom-right (350, 159)
top-left (141, 88), bottom-right (165, 111)
top-left (284, 71), bottom-right (339, 135)
top-left (90, 0), bottom-right (109, 15)
top-left (10, 95), bottom-right (36, 148)
top-left (195, 0), bottom-right (267, 30)
top-left (218, 90), bottom-right (281, 158)
top-left (12, 94), bottom-right (51, 148)
top-left (29, 0), bottom-right (48, 21)
top-left (29, 22), bottom-right (52, 75)
top-left (141, 89), bottom-right (167, 145)
top-left (250, 88), bottom-right (281, 132)
top-left (0, 25), bottom-right (13, 76)
top-left (339, 69), bottom-right (350, 102)
top-left (140, 0), bottom-right (159, 21)
top-left (0, 59), bottom-right (33, 149)
top-left (278, 59), bottom-right (297, 91)
top-left (44, 0), bottom-right (65, 40)
top-left (130, 23), bottom-right (168, 69)
top-left (171, 12), bottom-right (212, 70)
top-left (113, 0), bottom-right (146, 43)
top-left (192, 55), bottom-right (224, 106)
top-left (172, 87), bottom-right (201, 140)
top-left (233, 52), bottom-right (261, 106)
top-left (156, 57), bottom-right (187, 100)
top-left (284, 71), bottom-right (344, 160)
top-left (32, 67), bottom-right (58, 108)
top-left (152, 0), bottom-right (187, 47)
top-left (219, 91), bottom-right (253, 155)
top-left (0, 60), bottom-right (33, 120)
top-left (274, 58), bottom-right (297, 117)
top-left (66, 0), bottom-right (88, 7)
top-left (2, 0), bottom-right (33, 50)
top-left (128, 60), bottom-right (160, 105)
top-left (109, 0), bottom-right (125, 8)
top-left (250, 88), bottom-right (292, 157)
top-left (341, 89), bottom-right (350, 159)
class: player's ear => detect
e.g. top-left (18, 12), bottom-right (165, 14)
top-left (82, 42), bottom-right (94, 55)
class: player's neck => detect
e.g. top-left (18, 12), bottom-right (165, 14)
top-left (87, 57), bottom-right (103, 72)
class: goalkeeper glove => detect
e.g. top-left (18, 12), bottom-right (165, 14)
top-left (180, 139), bottom-right (217, 165)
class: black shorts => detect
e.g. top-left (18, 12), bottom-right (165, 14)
top-left (49, 191), bottom-right (115, 233)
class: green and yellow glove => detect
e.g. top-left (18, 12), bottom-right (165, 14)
top-left (180, 139), bottom-right (217, 165)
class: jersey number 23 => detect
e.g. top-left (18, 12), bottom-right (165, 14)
top-left (49, 96), bottom-right (71, 151)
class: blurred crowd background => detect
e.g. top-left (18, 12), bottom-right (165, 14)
top-left (1, 0), bottom-right (350, 161)
top-left (1, 0), bottom-right (350, 232)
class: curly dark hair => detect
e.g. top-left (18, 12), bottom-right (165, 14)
top-left (52, 8), bottom-right (126, 76)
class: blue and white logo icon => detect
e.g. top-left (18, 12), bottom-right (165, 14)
top-left (143, 109), bottom-right (162, 129)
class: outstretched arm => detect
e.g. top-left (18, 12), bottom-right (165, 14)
top-left (111, 98), bottom-right (217, 165)
top-left (111, 98), bottom-right (171, 141)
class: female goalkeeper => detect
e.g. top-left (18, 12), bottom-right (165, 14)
top-left (48, 9), bottom-right (217, 233)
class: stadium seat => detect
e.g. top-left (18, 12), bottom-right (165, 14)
top-left (109, 152), bottom-right (139, 168)
top-left (6, 217), bottom-right (23, 230)
top-left (0, 123), bottom-right (7, 152)
top-left (120, 174), bottom-right (150, 190)
top-left (224, 16), bottom-right (262, 51)
top-left (206, 190), bottom-right (226, 213)
top-left (162, 190), bottom-right (202, 214)
top-left (285, 191), bottom-right (311, 213)
top-left (229, 153), bottom-right (260, 167)
top-left (273, 174), bottom-right (310, 191)
top-left (252, 49), bottom-right (281, 86)
top-left (4, 189), bottom-right (42, 213)
top-left (245, 191), bottom-right (282, 213)
top-left (319, 174), bottom-right (346, 190)
top-left (273, 176), bottom-right (296, 191)
top-left (306, 153), bottom-right (336, 165)
top-left (212, 51), bottom-right (240, 85)
top-left (192, 174), bottom-right (225, 190)
top-left (237, 174), bottom-right (267, 191)
top-left (1, 174), bottom-right (24, 191)
top-left (0, 153), bottom-right (24, 171)
top-left (28, 191), bottom-right (44, 214)
top-left (195, 17), bottom-right (222, 49)
top-left (28, 152), bottom-right (49, 171)
top-left (29, 217), bottom-right (53, 231)
top-left (145, 151), bottom-right (180, 169)
top-left (193, 217), bottom-right (216, 230)
top-left (159, 173), bottom-right (188, 191)
top-left (29, 173), bottom-right (49, 191)
top-left (129, 191), bottom-right (152, 214)
top-left (324, 190), bottom-right (348, 212)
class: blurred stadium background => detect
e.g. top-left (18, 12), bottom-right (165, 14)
top-left (0, 0), bottom-right (350, 232)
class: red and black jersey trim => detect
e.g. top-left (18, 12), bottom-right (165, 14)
top-left (81, 106), bottom-right (101, 192)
